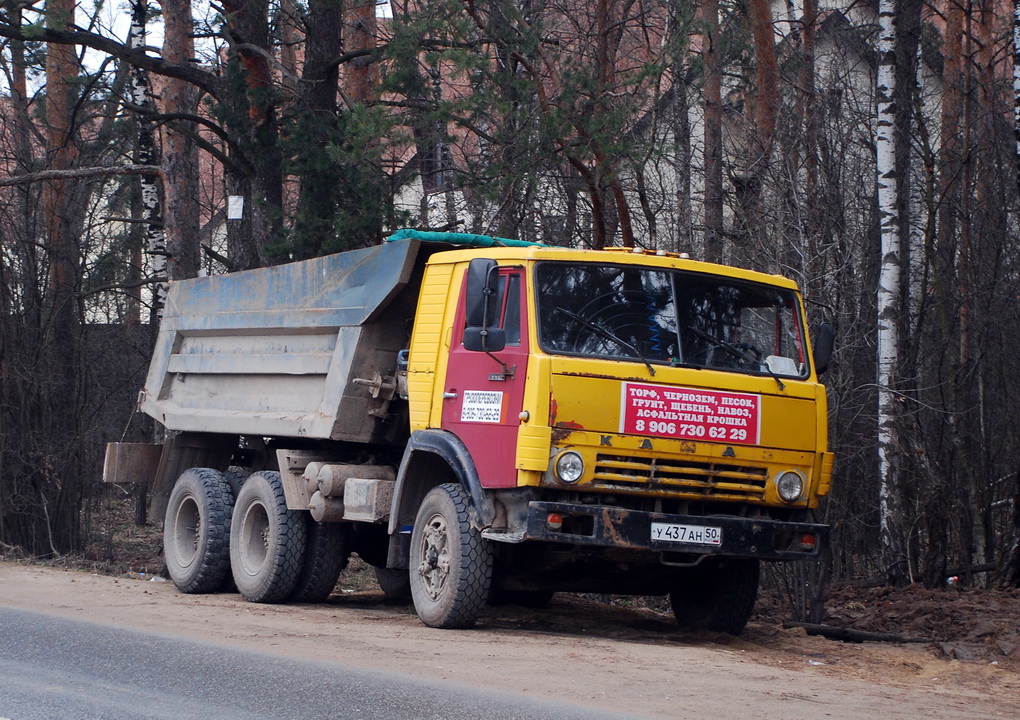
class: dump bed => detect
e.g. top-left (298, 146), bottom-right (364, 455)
top-left (140, 238), bottom-right (426, 443)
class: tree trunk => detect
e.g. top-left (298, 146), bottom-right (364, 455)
top-left (701, 0), bottom-right (724, 262)
top-left (222, 0), bottom-right (284, 268)
top-left (0, 4), bottom-right (36, 549)
top-left (593, 0), bottom-right (633, 248)
top-left (875, 0), bottom-right (907, 582)
top-left (1014, 0), bottom-right (1020, 196)
top-left (277, 0), bottom-right (302, 97)
top-left (965, 0), bottom-right (1002, 580)
top-left (347, 0), bottom-right (378, 104)
top-left (747, 0), bottom-right (778, 165)
top-left (42, 0), bottom-right (85, 553)
top-left (129, 0), bottom-right (163, 325)
top-left (670, 67), bottom-right (693, 254)
top-left (1006, 471), bottom-right (1020, 587)
top-left (291, 0), bottom-right (344, 258)
top-left (162, 0), bottom-right (201, 284)
top-left (801, 0), bottom-right (818, 200)
top-left (792, 0), bottom-right (819, 283)
top-left (733, 0), bottom-right (780, 263)
top-left (891, 0), bottom-right (923, 580)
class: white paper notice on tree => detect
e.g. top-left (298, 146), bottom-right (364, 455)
top-left (227, 195), bottom-right (244, 220)
top-left (460, 391), bottom-right (504, 423)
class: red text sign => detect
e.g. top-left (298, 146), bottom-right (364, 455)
top-left (620, 382), bottom-right (761, 445)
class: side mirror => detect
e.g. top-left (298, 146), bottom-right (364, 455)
top-left (465, 258), bottom-right (499, 328)
top-left (463, 258), bottom-right (506, 352)
top-left (813, 322), bottom-right (835, 376)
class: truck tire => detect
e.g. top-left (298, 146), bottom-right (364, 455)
top-left (289, 519), bottom-right (347, 603)
top-left (375, 567), bottom-right (412, 599)
top-left (163, 468), bottom-right (235, 594)
top-left (409, 483), bottom-right (493, 628)
top-left (230, 471), bottom-right (307, 603)
top-left (669, 558), bottom-right (760, 635)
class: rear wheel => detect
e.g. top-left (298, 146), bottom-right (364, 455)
top-left (164, 468), bottom-right (234, 594)
top-left (230, 471), bottom-right (307, 603)
top-left (289, 519), bottom-right (347, 603)
top-left (669, 558), bottom-right (760, 635)
top-left (409, 483), bottom-right (492, 628)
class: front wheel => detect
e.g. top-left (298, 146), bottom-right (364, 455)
top-left (409, 483), bottom-right (493, 628)
top-left (230, 471), bottom-right (307, 603)
top-left (669, 558), bottom-right (760, 635)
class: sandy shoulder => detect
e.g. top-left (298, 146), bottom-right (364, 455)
top-left (1, 562), bottom-right (1016, 720)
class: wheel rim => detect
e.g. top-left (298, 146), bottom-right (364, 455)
top-left (238, 499), bottom-right (271, 576)
top-left (416, 512), bottom-right (451, 601)
top-left (170, 493), bottom-right (200, 569)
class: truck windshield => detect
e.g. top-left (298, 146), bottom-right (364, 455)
top-left (535, 262), bottom-right (808, 378)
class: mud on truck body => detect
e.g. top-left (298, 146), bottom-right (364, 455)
top-left (105, 229), bottom-right (835, 633)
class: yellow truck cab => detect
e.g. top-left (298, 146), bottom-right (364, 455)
top-left (109, 229), bottom-right (834, 634)
top-left (393, 237), bottom-right (833, 631)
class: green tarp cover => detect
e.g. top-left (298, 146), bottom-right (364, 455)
top-left (386, 228), bottom-right (544, 248)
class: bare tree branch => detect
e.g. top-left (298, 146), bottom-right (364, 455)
top-left (0, 164), bottom-right (163, 187)
top-left (0, 22), bottom-right (223, 98)
top-left (81, 275), bottom-right (167, 299)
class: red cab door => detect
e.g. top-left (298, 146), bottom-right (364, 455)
top-left (441, 268), bottom-right (528, 488)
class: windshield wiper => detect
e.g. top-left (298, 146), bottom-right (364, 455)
top-left (558, 306), bottom-right (656, 376)
top-left (688, 325), bottom-right (785, 390)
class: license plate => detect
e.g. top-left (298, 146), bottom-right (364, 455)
top-left (651, 522), bottom-right (722, 546)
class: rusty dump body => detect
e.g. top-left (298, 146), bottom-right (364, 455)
top-left (139, 238), bottom-right (428, 444)
top-left (109, 230), bottom-right (835, 632)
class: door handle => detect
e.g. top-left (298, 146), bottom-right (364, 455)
top-left (442, 391), bottom-right (457, 399)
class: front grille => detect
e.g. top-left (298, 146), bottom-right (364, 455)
top-left (592, 454), bottom-right (768, 501)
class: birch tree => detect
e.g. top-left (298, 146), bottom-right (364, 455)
top-left (875, 0), bottom-right (906, 580)
top-left (128, 0), bottom-right (165, 319)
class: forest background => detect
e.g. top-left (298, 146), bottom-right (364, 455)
top-left (1, 0), bottom-right (1019, 617)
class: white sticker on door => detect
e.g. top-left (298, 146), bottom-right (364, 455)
top-left (460, 390), bottom-right (504, 423)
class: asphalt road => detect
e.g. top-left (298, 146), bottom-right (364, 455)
top-left (0, 607), bottom-right (641, 720)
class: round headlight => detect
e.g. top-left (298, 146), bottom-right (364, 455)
top-left (776, 471), bottom-right (805, 502)
top-left (555, 451), bottom-right (584, 484)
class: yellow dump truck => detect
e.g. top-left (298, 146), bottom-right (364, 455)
top-left (106, 229), bottom-right (835, 633)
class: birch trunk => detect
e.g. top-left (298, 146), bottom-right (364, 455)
top-left (876, 0), bottom-right (906, 580)
top-left (129, 0), bottom-right (165, 321)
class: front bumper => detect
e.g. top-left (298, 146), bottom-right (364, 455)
top-left (523, 501), bottom-right (827, 561)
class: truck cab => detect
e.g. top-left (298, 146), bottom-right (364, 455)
top-left (392, 241), bottom-right (832, 630)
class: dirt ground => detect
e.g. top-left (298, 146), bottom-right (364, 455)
top-left (2, 497), bottom-right (1019, 719)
